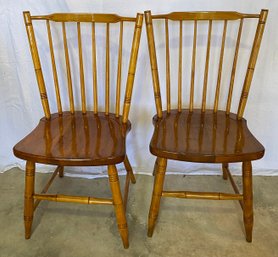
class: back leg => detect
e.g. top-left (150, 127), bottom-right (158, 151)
top-left (148, 157), bottom-right (167, 237)
top-left (124, 155), bottom-right (136, 184)
top-left (222, 163), bottom-right (228, 180)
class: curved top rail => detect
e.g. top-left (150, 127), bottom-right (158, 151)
top-left (151, 11), bottom-right (260, 21)
top-left (29, 13), bottom-right (136, 23)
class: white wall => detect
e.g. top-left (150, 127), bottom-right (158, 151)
top-left (0, 0), bottom-right (277, 177)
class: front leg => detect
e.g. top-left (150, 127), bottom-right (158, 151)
top-left (242, 161), bottom-right (253, 242)
top-left (24, 161), bottom-right (35, 239)
top-left (108, 165), bottom-right (129, 248)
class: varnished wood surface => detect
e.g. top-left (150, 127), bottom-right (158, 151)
top-left (31, 13), bottom-right (136, 22)
top-left (13, 112), bottom-right (131, 166)
top-left (151, 11), bottom-right (260, 21)
top-left (144, 10), bottom-right (268, 118)
top-left (150, 110), bottom-right (264, 163)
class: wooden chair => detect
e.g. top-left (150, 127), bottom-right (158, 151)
top-left (145, 10), bottom-right (268, 242)
top-left (13, 11), bottom-right (143, 248)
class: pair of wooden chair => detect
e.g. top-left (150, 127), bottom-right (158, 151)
top-left (13, 9), bottom-right (268, 248)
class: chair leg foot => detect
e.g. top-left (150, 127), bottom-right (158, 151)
top-left (24, 161), bottom-right (35, 239)
top-left (124, 156), bottom-right (136, 184)
top-left (222, 163), bottom-right (228, 180)
top-left (58, 166), bottom-right (64, 178)
top-left (108, 165), bottom-right (129, 249)
top-left (147, 215), bottom-right (156, 237)
top-left (243, 161), bottom-right (253, 242)
top-left (148, 158), bottom-right (167, 237)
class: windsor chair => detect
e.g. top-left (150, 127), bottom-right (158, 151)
top-left (145, 10), bottom-right (268, 242)
top-left (13, 11), bottom-right (143, 248)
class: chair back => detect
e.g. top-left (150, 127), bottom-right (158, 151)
top-left (144, 10), bottom-right (268, 119)
top-left (24, 12), bottom-right (143, 122)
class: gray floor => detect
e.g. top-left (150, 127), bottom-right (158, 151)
top-left (0, 168), bottom-right (277, 257)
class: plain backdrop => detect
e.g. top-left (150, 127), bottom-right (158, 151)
top-left (0, 0), bottom-right (277, 178)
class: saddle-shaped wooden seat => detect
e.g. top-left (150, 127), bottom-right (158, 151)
top-left (150, 110), bottom-right (264, 163)
top-left (14, 112), bottom-right (131, 166)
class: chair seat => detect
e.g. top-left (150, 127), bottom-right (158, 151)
top-left (13, 111), bottom-right (131, 166)
top-left (150, 109), bottom-right (264, 163)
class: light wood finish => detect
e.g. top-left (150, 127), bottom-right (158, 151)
top-left (226, 19), bottom-right (243, 114)
top-left (62, 22), bottom-right (75, 114)
top-left (148, 157), bottom-right (167, 237)
top-left (178, 20), bottom-right (183, 112)
top-left (243, 161), bottom-right (253, 242)
top-left (189, 20), bottom-right (197, 112)
top-left (92, 22), bottom-right (98, 114)
top-left (46, 20), bottom-right (62, 114)
top-left (34, 194), bottom-right (113, 205)
top-left (31, 13), bottom-right (136, 23)
top-left (145, 10), bottom-right (267, 242)
top-left (16, 11), bottom-right (143, 248)
top-left (145, 11), bottom-right (163, 118)
top-left (201, 20), bottom-right (212, 112)
top-left (152, 12), bottom-right (260, 21)
top-left (162, 191), bottom-right (243, 200)
top-left (77, 22), bottom-right (86, 114)
top-left (225, 164), bottom-right (244, 209)
top-left (24, 161), bottom-right (35, 239)
top-left (116, 21), bottom-right (123, 117)
top-left (165, 19), bottom-right (171, 113)
top-left (213, 20), bottom-right (227, 113)
top-left (23, 12), bottom-right (50, 119)
top-left (124, 155), bottom-right (136, 184)
top-left (108, 165), bottom-right (129, 249)
top-left (34, 165), bottom-right (62, 210)
top-left (122, 14), bottom-right (143, 123)
top-left (237, 10), bottom-right (268, 119)
top-left (123, 155), bottom-right (136, 210)
top-left (105, 23), bottom-right (110, 115)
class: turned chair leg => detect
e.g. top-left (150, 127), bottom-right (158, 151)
top-left (108, 165), bottom-right (129, 249)
top-left (242, 161), bottom-right (253, 242)
top-left (124, 156), bottom-right (136, 184)
top-left (148, 157), bottom-right (167, 237)
top-left (24, 161), bottom-right (35, 239)
top-left (222, 163), bottom-right (228, 180)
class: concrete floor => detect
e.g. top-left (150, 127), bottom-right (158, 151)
top-left (0, 168), bottom-right (277, 257)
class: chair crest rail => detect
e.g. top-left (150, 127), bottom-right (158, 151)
top-left (151, 11), bottom-right (260, 21)
top-left (30, 13), bottom-right (136, 23)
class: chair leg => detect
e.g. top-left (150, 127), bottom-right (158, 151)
top-left (124, 156), bottom-right (136, 184)
top-left (242, 161), bottom-right (253, 242)
top-left (148, 157), bottom-right (167, 237)
top-left (108, 165), bottom-right (129, 249)
top-left (222, 163), bottom-right (228, 180)
top-left (24, 161), bottom-right (35, 239)
top-left (152, 157), bottom-right (158, 176)
top-left (58, 166), bottom-right (64, 178)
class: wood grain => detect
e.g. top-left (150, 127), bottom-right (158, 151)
top-left (150, 110), bottom-right (264, 163)
top-left (14, 112), bottom-right (131, 166)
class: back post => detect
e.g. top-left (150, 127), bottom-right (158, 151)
top-left (122, 13), bottom-right (143, 123)
top-left (237, 9), bottom-right (268, 119)
top-left (23, 11), bottom-right (51, 119)
top-left (145, 10), bottom-right (163, 118)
